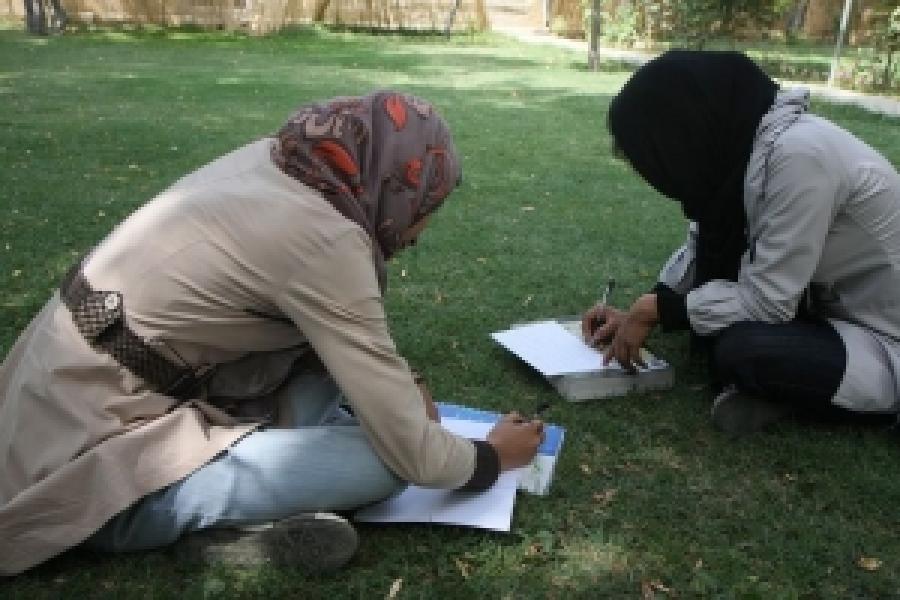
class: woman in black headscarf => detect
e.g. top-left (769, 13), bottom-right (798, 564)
top-left (583, 50), bottom-right (900, 435)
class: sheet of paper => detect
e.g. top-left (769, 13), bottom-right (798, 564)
top-left (353, 418), bottom-right (522, 532)
top-left (491, 321), bottom-right (608, 376)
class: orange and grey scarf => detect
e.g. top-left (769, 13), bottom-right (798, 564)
top-left (271, 91), bottom-right (462, 292)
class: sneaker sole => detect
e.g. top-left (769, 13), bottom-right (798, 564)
top-left (176, 513), bottom-right (358, 572)
top-left (711, 391), bottom-right (790, 436)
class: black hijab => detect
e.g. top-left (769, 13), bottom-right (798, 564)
top-left (607, 50), bottom-right (778, 285)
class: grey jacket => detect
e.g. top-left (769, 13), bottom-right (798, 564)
top-left (660, 88), bottom-right (900, 412)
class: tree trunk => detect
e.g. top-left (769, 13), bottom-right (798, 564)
top-left (47, 0), bottom-right (67, 32)
top-left (313, 0), bottom-right (331, 22)
top-left (24, 0), bottom-right (47, 34)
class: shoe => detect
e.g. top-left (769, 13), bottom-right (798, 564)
top-left (710, 386), bottom-right (791, 436)
top-left (174, 512), bottom-right (358, 571)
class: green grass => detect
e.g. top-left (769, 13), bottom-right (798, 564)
top-left (2, 25), bottom-right (900, 598)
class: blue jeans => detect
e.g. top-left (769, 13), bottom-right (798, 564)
top-left (85, 371), bottom-right (404, 552)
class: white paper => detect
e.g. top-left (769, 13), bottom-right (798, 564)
top-left (491, 321), bottom-right (608, 376)
top-left (353, 418), bottom-right (522, 532)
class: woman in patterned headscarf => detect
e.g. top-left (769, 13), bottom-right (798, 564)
top-left (0, 91), bottom-right (544, 576)
top-left (582, 51), bottom-right (900, 436)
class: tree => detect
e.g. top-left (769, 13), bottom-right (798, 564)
top-left (23, 0), bottom-right (67, 35)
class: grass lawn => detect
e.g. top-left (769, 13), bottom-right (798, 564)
top-left (2, 23), bottom-right (900, 598)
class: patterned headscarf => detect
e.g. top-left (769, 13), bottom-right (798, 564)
top-left (271, 91), bottom-right (462, 292)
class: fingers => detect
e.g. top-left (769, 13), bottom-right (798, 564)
top-left (603, 336), bottom-right (646, 373)
top-left (581, 304), bottom-right (603, 340)
top-left (590, 321), bottom-right (615, 347)
top-left (501, 411), bottom-right (522, 423)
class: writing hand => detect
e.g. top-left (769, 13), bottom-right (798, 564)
top-left (603, 293), bottom-right (659, 373)
top-left (581, 303), bottom-right (626, 347)
top-left (486, 412), bottom-right (545, 471)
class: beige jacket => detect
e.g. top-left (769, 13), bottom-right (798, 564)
top-left (0, 139), bottom-right (475, 575)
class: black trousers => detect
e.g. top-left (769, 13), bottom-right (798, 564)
top-left (711, 320), bottom-right (892, 423)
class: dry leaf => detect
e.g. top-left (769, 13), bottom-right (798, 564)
top-left (526, 542), bottom-right (543, 556)
top-left (858, 556), bottom-right (882, 571)
top-left (641, 579), bottom-right (671, 598)
top-left (579, 463), bottom-right (592, 475)
top-left (592, 489), bottom-right (617, 505)
top-left (454, 557), bottom-right (472, 579)
top-left (522, 294), bottom-right (533, 305)
top-left (12, 269), bottom-right (21, 277)
top-left (387, 577), bottom-right (403, 598)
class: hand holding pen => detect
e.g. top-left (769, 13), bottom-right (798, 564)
top-left (488, 405), bottom-right (547, 471)
top-left (580, 278), bottom-right (620, 347)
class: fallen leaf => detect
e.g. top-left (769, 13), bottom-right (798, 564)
top-left (641, 579), bottom-right (671, 597)
top-left (858, 556), bottom-right (882, 571)
top-left (592, 489), bottom-right (617, 505)
top-left (387, 577), bottom-right (403, 598)
top-left (526, 542), bottom-right (543, 556)
top-left (651, 580), bottom-right (671, 593)
top-left (522, 294), bottom-right (533, 305)
top-left (454, 557), bottom-right (472, 579)
top-left (12, 269), bottom-right (21, 277)
top-left (580, 463), bottom-right (592, 475)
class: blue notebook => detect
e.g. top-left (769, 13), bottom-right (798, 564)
top-left (438, 402), bottom-right (565, 495)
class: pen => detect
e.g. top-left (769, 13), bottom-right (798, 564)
top-left (599, 278), bottom-right (615, 311)
top-left (590, 278), bottom-right (616, 339)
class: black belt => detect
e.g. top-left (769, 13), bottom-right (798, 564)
top-left (59, 260), bottom-right (201, 400)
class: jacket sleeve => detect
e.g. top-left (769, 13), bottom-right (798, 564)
top-left (657, 221), bottom-right (698, 295)
top-left (273, 227), bottom-right (479, 489)
top-left (686, 145), bottom-right (839, 335)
